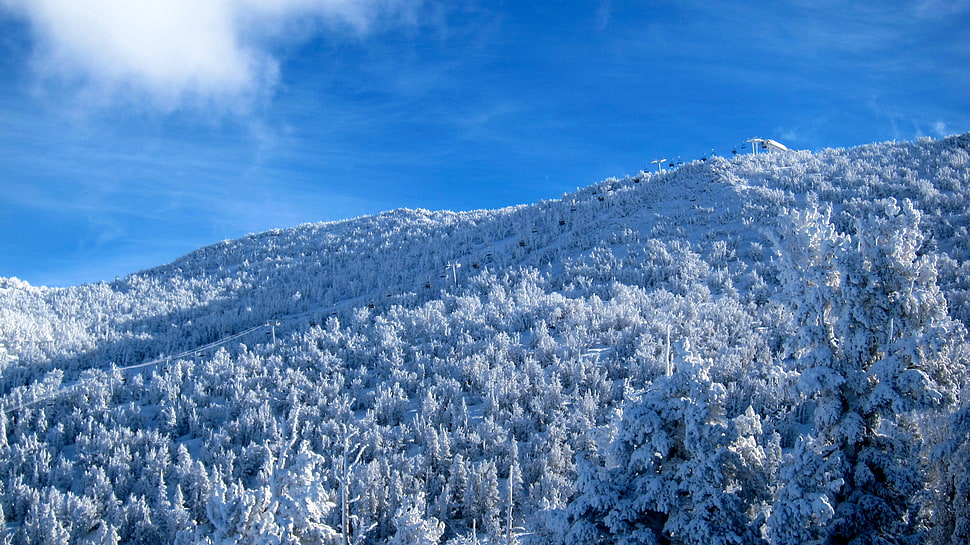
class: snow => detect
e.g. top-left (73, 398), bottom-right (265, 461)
top-left (1, 133), bottom-right (970, 544)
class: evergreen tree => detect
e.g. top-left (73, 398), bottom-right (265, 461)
top-left (22, 489), bottom-right (70, 545)
top-left (927, 403), bottom-right (970, 545)
top-left (274, 442), bottom-right (338, 545)
top-left (388, 491), bottom-right (445, 545)
top-left (770, 200), bottom-right (967, 543)
top-left (559, 339), bottom-right (771, 545)
top-left (466, 460), bottom-right (501, 538)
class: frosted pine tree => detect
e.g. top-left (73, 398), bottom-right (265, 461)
top-left (387, 491), bottom-right (445, 545)
top-left (272, 442), bottom-right (338, 545)
top-left (209, 410), bottom-right (338, 545)
top-left (206, 477), bottom-right (279, 545)
top-left (558, 339), bottom-right (771, 545)
top-left (0, 504), bottom-right (6, 545)
top-left (770, 199), bottom-right (967, 543)
top-left (769, 438), bottom-right (843, 545)
top-left (0, 339), bottom-right (14, 376)
top-left (927, 403), bottom-right (970, 545)
top-left (22, 489), bottom-right (70, 545)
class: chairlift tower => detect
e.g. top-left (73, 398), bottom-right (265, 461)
top-left (746, 138), bottom-right (764, 155)
top-left (266, 321), bottom-right (281, 345)
top-left (446, 262), bottom-right (461, 287)
top-left (651, 158), bottom-right (667, 173)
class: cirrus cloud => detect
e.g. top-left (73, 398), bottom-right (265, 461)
top-left (1, 0), bottom-right (415, 111)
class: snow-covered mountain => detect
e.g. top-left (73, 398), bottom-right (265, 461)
top-left (2, 134), bottom-right (969, 544)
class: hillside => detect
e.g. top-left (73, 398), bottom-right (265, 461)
top-left (2, 133), bottom-right (970, 544)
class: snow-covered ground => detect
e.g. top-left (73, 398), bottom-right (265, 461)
top-left (1, 133), bottom-right (969, 544)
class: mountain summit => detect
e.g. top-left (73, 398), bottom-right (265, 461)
top-left (2, 134), bottom-right (969, 544)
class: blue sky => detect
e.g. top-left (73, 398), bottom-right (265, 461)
top-left (1, 0), bottom-right (968, 287)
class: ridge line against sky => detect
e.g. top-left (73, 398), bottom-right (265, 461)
top-left (1, 0), bottom-right (968, 287)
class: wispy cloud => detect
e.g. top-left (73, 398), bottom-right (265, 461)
top-left (0, 0), bottom-right (418, 112)
top-left (595, 0), bottom-right (612, 32)
top-left (916, 0), bottom-right (970, 17)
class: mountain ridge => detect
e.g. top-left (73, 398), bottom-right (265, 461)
top-left (1, 132), bottom-right (969, 544)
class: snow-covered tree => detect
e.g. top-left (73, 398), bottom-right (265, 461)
top-left (558, 339), bottom-right (772, 545)
top-left (768, 437), bottom-right (843, 545)
top-left (770, 199), bottom-right (968, 543)
top-left (927, 402), bottom-right (970, 545)
top-left (387, 491), bottom-right (445, 545)
top-left (206, 476), bottom-right (278, 545)
top-left (21, 488), bottom-right (70, 545)
top-left (274, 442), bottom-right (339, 545)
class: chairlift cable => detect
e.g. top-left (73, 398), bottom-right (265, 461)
top-left (3, 323), bottom-right (269, 414)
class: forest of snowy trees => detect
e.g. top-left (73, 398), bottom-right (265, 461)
top-left (2, 133), bottom-right (970, 544)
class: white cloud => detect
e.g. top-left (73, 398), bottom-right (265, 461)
top-left (595, 1), bottom-right (612, 32)
top-left (1, 0), bottom-right (413, 111)
top-left (917, 0), bottom-right (970, 17)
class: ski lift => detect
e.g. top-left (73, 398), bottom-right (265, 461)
top-left (472, 263), bottom-right (479, 269)
top-left (559, 220), bottom-right (566, 226)
top-left (519, 241), bottom-right (526, 247)
top-left (764, 139), bottom-right (788, 152)
top-left (425, 283), bottom-right (432, 288)
top-left (368, 303), bottom-right (375, 309)
top-left (309, 321), bottom-right (318, 328)
top-left (598, 196), bottom-right (605, 201)
top-left (747, 138), bottom-right (788, 153)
